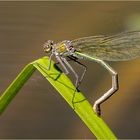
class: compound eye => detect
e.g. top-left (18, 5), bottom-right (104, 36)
top-left (43, 43), bottom-right (50, 53)
top-left (44, 47), bottom-right (51, 53)
top-left (43, 40), bottom-right (53, 53)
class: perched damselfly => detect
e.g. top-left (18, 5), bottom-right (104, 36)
top-left (43, 31), bottom-right (140, 116)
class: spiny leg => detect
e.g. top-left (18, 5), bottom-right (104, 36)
top-left (47, 52), bottom-right (53, 70)
top-left (55, 55), bottom-right (69, 75)
top-left (56, 56), bottom-right (87, 110)
top-left (93, 59), bottom-right (119, 116)
top-left (61, 57), bottom-right (79, 87)
top-left (59, 57), bottom-right (79, 110)
top-left (73, 60), bottom-right (87, 88)
top-left (61, 56), bottom-right (87, 111)
top-left (67, 56), bottom-right (87, 89)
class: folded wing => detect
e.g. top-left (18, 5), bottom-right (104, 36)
top-left (71, 31), bottom-right (140, 61)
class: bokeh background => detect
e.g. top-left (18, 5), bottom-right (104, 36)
top-left (0, 1), bottom-right (140, 139)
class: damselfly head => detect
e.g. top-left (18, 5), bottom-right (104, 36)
top-left (43, 40), bottom-right (53, 53)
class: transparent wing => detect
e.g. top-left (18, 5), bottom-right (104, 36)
top-left (71, 31), bottom-right (140, 61)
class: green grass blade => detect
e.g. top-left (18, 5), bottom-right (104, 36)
top-left (32, 57), bottom-right (117, 139)
top-left (0, 64), bottom-right (36, 113)
top-left (0, 56), bottom-right (117, 139)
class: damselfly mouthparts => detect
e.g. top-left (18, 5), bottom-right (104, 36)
top-left (43, 31), bottom-right (140, 116)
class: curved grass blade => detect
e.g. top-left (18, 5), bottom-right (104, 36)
top-left (32, 57), bottom-right (117, 139)
top-left (0, 56), bottom-right (117, 139)
top-left (0, 64), bottom-right (36, 113)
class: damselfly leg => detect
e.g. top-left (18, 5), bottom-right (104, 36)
top-left (56, 55), bottom-right (87, 89)
top-left (66, 56), bottom-right (87, 110)
top-left (47, 52), bottom-right (53, 70)
top-left (55, 55), bottom-right (70, 75)
top-left (46, 54), bottom-right (87, 110)
top-left (67, 56), bottom-right (87, 89)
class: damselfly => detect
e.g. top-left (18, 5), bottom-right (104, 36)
top-left (43, 31), bottom-right (140, 116)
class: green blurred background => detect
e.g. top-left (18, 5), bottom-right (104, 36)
top-left (0, 1), bottom-right (140, 139)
